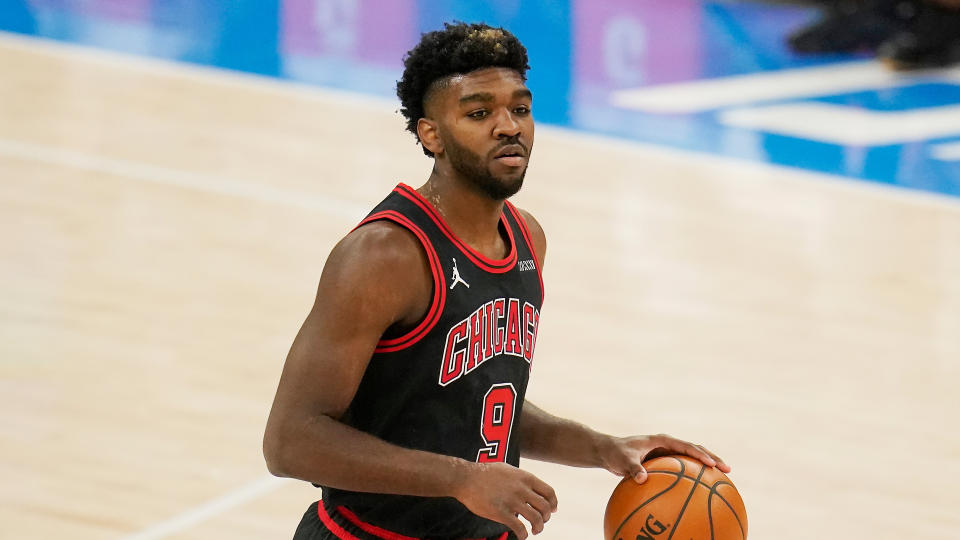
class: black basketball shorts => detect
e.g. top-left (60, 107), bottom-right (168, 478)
top-left (292, 500), bottom-right (518, 540)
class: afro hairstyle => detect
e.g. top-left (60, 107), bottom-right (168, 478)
top-left (396, 22), bottom-right (530, 157)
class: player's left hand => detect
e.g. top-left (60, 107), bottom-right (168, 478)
top-left (598, 433), bottom-right (731, 484)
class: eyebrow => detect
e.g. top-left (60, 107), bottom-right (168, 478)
top-left (459, 89), bottom-right (533, 105)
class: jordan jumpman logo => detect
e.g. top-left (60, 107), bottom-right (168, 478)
top-left (449, 257), bottom-right (470, 290)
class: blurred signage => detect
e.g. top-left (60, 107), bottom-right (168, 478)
top-left (282, 0), bottom-right (416, 67)
top-left (573, 0), bottom-right (702, 90)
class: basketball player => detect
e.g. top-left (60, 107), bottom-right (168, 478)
top-left (263, 22), bottom-right (730, 540)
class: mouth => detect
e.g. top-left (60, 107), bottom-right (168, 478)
top-left (493, 144), bottom-right (527, 167)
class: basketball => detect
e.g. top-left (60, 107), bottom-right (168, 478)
top-left (603, 455), bottom-right (747, 540)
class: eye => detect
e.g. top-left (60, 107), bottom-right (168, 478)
top-left (468, 110), bottom-right (489, 119)
top-left (514, 105), bottom-right (531, 115)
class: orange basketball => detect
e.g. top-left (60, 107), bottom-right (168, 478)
top-left (603, 455), bottom-right (747, 540)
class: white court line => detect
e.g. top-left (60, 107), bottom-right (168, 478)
top-left (118, 476), bottom-right (286, 540)
top-left (719, 102), bottom-right (960, 146)
top-left (931, 141), bottom-right (960, 161)
top-left (0, 138), bottom-right (369, 222)
top-left (610, 61), bottom-right (960, 113)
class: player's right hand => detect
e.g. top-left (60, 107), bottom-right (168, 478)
top-left (453, 462), bottom-right (558, 539)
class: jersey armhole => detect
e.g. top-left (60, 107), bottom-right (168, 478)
top-left (353, 211), bottom-right (446, 353)
top-left (504, 202), bottom-right (545, 304)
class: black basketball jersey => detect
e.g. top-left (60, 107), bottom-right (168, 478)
top-left (320, 183), bottom-right (544, 539)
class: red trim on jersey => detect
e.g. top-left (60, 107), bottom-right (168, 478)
top-left (463, 534), bottom-right (510, 540)
top-left (317, 500), bottom-right (510, 540)
top-left (336, 506), bottom-right (420, 540)
top-left (504, 201), bottom-right (545, 304)
top-left (319, 501), bottom-right (508, 540)
top-left (394, 183), bottom-right (517, 273)
top-left (354, 210), bottom-right (447, 353)
top-left (317, 501), bottom-right (363, 540)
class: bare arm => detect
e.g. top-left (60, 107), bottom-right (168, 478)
top-left (519, 403), bottom-right (729, 482)
top-left (518, 402), bottom-right (610, 467)
top-left (263, 222), bottom-right (465, 495)
top-left (263, 221), bottom-right (556, 539)
top-left (514, 208), bottom-right (731, 482)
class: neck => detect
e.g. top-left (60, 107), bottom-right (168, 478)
top-left (418, 164), bottom-right (507, 257)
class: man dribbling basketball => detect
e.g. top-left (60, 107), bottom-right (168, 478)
top-left (262, 22), bottom-right (730, 540)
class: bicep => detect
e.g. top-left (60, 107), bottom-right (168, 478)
top-left (270, 225), bottom-right (431, 422)
top-left (278, 293), bottom-right (382, 420)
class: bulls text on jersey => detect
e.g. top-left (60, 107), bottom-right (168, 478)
top-left (439, 297), bottom-right (539, 386)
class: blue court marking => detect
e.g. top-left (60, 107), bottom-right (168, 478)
top-left (2, 0), bottom-right (959, 197)
top-left (813, 83), bottom-right (960, 111)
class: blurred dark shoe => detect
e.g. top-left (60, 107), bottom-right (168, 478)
top-left (878, 3), bottom-right (960, 69)
top-left (788, 0), bottom-right (919, 53)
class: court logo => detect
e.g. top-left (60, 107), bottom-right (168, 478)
top-left (449, 258), bottom-right (470, 290)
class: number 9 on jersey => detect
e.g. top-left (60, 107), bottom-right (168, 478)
top-left (477, 383), bottom-right (518, 463)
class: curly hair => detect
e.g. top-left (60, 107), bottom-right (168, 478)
top-left (397, 22), bottom-right (530, 157)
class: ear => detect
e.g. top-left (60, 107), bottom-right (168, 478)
top-left (417, 117), bottom-right (443, 156)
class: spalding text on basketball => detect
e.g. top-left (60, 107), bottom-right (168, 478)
top-left (619, 514), bottom-right (670, 540)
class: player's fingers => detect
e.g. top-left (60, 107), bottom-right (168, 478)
top-left (697, 444), bottom-right (731, 473)
top-left (496, 505), bottom-right (528, 540)
top-left (661, 437), bottom-right (716, 468)
top-left (516, 500), bottom-right (546, 535)
top-left (525, 492), bottom-right (553, 525)
top-left (501, 512), bottom-right (529, 540)
top-left (630, 464), bottom-right (648, 484)
top-left (529, 476), bottom-right (558, 511)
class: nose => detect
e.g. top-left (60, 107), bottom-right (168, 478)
top-left (493, 109), bottom-right (521, 139)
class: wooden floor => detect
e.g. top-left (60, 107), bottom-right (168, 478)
top-left (2, 33), bottom-right (959, 540)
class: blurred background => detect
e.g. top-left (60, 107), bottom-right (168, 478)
top-left (1, 1), bottom-right (958, 539)
top-left (4, 0), bottom-right (960, 192)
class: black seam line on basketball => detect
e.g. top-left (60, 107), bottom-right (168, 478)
top-left (647, 471), bottom-right (746, 538)
top-left (650, 472), bottom-right (744, 538)
top-left (708, 480), bottom-right (745, 539)
top-left (665, 461), bottom-right (706, 540)
top-left (645, 470), bottom-right (745, 539)
top-left (609, 473), bottom-right (683, 540)
top-left (611, 456), bottom-right (686, 540)
top-left (707, 481), bottom-right (742, 529)
top-left (646, 471), bottom-right (720, 491)
top-left (707, 480), bottom-right (717, 540)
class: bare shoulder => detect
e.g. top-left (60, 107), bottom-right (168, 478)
top-left (329, 220), bottom-right (427, 275)
top-left (266, 220), bottom-right (434, 438)
top-left (512, 206), bottom-right (547, 267)
top-left (318, 220), bottom-right (432, 327)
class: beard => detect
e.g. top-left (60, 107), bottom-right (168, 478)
top-left (443, 134), bottom-right (529, 200)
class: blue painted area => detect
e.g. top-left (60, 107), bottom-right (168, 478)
top-left (814, 83), bottom-right (960, 111)
top-left (1, 0), bottom-right (959, 197)
top-left (415, 1), bottom-right (572, 125)
top-left (1, 0), bottom-right (37, 34)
